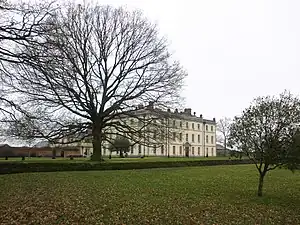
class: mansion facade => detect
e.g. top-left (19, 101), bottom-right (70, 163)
top-left (55, 105), bottom-right (217, 157)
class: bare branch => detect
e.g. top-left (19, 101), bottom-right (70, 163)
top-left (0, 3), bottom-right (186, 161)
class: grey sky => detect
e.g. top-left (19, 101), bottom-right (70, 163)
top-left (96, 0), bottom-right (300, 120)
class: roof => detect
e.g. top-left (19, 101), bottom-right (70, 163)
top-left (0, 144), bottom-right (11, 148)
top-left (0, 145), bottom-right (80, 152)
top-left (216, 144), bottom-right (223, 149)
top-left (125, 107), bottom-right (216, 124)
top-left (34, 141), bottom-right (49, 148)
top-left (216, 144), bottom-right (234, 151)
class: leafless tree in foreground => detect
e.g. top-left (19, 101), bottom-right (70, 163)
top-left (1, 3), bottom-right (186, 160)
top-left (0, 0), bottom-right (56, 62)
top-left (0, 0), bottom-right (56, 145)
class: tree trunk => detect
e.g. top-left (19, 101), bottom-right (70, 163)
top-left (91, 128), bottom-right (102, 161)
top-left (224, 137), bottom-right (227, 156)
top-left (257, 174), bottom-right (265, 197)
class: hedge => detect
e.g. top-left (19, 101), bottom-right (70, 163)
top-left (0, 159), bottom-right (253, 175)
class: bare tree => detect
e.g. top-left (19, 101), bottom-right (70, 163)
top-left (0, 0), bottom-right (56, 126)
top-left (0, 0), bottom-right (56, 62)
top-left (216, 117), bottom-right (231, 154)
top-left (0, 3), bottom-right (186, 160)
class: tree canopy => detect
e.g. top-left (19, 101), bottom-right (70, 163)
top-left (228, 90), bottom-right (300, 196)
top-left (109, 137), bottom-right (131, 158)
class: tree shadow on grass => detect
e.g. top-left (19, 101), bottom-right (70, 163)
top-left (245, 192), bottom-right (300, 209)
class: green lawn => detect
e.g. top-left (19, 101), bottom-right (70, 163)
top-left (0, 165), bottom-right (299, 225)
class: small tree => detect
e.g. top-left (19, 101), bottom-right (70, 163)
top-left (109, 137), bottom-right (130, 158)
top-left (217, 117), bottom-right (231, 156)
top-left (229, 91), bottom-right (300, 196)
top-left (287, 130), bottom-right (300, 170)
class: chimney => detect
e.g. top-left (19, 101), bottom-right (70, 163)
top-left (200, 114), bottom-right (203, 119)
top-left (193, 112), bottom-right (196, 116)
top-left (175, 109), bottom-right (178, 113)
top-left (184, 108), bottom-right (192, 115)
top-left (167, 108), bottom-right (171, 113)
top-left (213, 118), bottom-right (216, 122)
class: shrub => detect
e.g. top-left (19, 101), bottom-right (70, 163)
top-left (0, 159), bottom-right (253, 175)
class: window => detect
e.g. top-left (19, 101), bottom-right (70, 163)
top-left (192, 123), bottom-right (194, 129)
top-left (138, 145), bottom-right (142, 154)
top-left (206, 125), bottom-right (208, 131)
top-left (206, 147), bottom-right (208, 156)
top-left (153, 146), bottom-right (156, 154)
top-left (173, 146), bottom-right (176, 155)
top-left (173, 132), bottom-right (176, 141)
top-left (173, 120), bottom-right (176, 127)
top-left (198, 134), bottom-right (200, 143)
top-left (161, 145), bottom-right (164, 155)
top-left (130, 146), bottom-right (134, 154)
top-left (211, 126), bottom-right (213, 132)
top-left (206, 135), bottom-right (208, 143)
top-left (198, 124), bottom-right (200, 130)
top-left (192, 134), bottom-right (194, 142)
top-left (179, 133), bottom-right (182, 141)
top-left (211, 147), bottom-right (214, 156)
top-left (180, 121), bottom-right (182, 127)
top-left (179, 146), bottom-right (182, 155)
top-left (192, 147), bottom-right (194, 155)
top-left (186, 133), bottom-right (188, 142)
top-left (198, 147), bottom-right (200, 155)
top-left (211, 136), bottom-right (214, 144)
top-left (186, 122), bottom-right (189, 129)
top-left (161, 132), bottom-right (165, 140)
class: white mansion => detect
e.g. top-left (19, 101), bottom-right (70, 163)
top-left (57, 104), bottom-right (217, 157)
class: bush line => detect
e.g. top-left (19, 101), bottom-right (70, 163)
top-left (0, 159), bottom-right (254, 175)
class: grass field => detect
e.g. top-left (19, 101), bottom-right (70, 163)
top-left (0, 165), bottom-right (299, 225)
top-left (0, 156), bottom-right (233, 163)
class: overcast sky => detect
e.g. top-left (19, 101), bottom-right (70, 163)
top-left (94, 0), bottom-right (300, 120)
